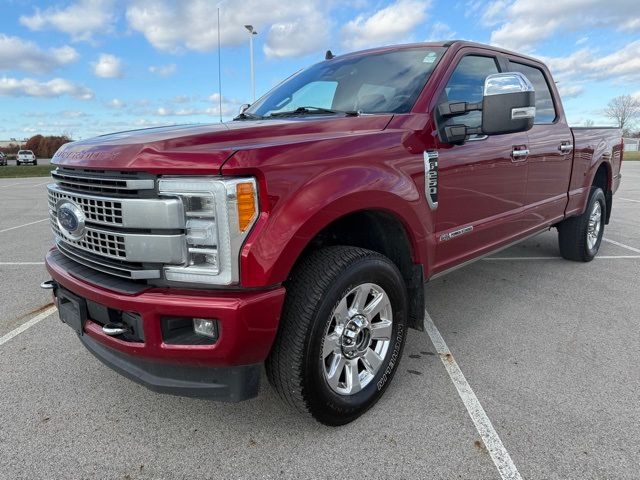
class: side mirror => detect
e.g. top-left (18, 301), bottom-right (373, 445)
top-left (435, 72), bottom-right (536, 145)
top-left (481, 72), bottom-right (535, 135)
top-left (239, 104), bottom-right (251, 114)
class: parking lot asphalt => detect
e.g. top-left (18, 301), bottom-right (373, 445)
top-left (1, 164), bottom-right (639, 479)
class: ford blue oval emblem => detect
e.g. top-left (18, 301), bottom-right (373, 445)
top-left (55, 200), bottom-right (86, 240)
top-left (58, 206), bottom-right (79, 231)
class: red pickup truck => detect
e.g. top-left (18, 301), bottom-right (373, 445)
top-left (43, 41), bottom-right (622, 425)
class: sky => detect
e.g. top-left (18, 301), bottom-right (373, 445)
top-left (0, 0), bottom-right (638, 140)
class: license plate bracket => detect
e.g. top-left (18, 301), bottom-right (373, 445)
top-left (57, 288), bottom-right (87, 335)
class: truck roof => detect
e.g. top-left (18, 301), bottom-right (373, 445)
top-left (331, 40), bottom-right (544, 66)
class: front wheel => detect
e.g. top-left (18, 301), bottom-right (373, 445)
top-left (558, 187), bottom-right (606, 262)
top-left (266, 246), bottom-right (408, 426)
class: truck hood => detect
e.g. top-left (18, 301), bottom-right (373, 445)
top-left (52, 115), bottom-right (393, 175)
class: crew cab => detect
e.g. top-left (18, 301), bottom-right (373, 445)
top-left (17, 150), bottom-right (37, 166)
top-left (43, 41), bottom-right (623, 425)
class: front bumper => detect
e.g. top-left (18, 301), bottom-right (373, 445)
top-left (45, 248), bottom-right (286, 401)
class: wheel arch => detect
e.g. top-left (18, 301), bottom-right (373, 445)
top-left (290, 208), bottom-right (426, 331)
top-left (591, 161), bottom-right (612, 224)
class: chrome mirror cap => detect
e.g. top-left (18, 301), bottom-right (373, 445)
top-left (484, 72), bottom-right (534, 96)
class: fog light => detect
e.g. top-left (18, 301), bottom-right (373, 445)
top-left (193, 318), bottom-right (218, 339)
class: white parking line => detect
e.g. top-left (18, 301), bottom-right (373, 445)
top-left (0, 218), bottom-right (48, 233)
top-left (424, 311), bottom-right (523, 480)
top-left (602, 238), bottom-right (640, 254)
top-left (484, 255), bottom-right (640, 261)
top-left (0, 262), bottom-right (45, 265)
top-left (618, 197), bottom-right (640, 204)
top-left (0, 306), bottom-right (57, 347)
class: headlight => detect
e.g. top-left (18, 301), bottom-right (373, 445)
top-left (159, 177), bottom-right (258, 285)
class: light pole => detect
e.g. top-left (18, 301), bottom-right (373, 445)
top-left (244, 24), bottom-right (257, 102)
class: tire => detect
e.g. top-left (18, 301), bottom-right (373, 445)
top-left (34, 161), bottom-right (38, 166)
top-left (558, 187), bottom-right (606, 262)
top-left (266, 246), bottom-right (408, 426)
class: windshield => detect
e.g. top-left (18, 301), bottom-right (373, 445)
top-left (247, 47), bottom-right (445, 117)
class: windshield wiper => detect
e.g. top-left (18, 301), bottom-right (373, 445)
top-left (233, 111), bottom-right (264, 121)
top-left (268, 106), bottom-right (359, 118)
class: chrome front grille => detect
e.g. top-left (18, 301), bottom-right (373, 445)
top-left (56, 242), bottom-right (160, 280)
top-left (48, 187), bottom-right (123, 226)
top-left (51, 167), bottom-right (155, 196)
top-left (48, 167), bottom-right (187, 281)
top-left (50, 213), bottom-right (126, 259)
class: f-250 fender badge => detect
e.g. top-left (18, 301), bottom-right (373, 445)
top-left (424, 150), bottom-right (438, 210)
top-left (439, 225), bottom-right (473, 242)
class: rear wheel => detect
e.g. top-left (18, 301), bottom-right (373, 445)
top-left (558, 187), bottom-right (606, 262)
top-left (266, 246), bottom-right (408, 426)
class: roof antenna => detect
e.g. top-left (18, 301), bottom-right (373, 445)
top-left (325, 50), bottom-right (334, 60)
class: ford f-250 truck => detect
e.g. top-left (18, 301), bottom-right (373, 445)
top-left (43, 41), bottom-right (623, 425)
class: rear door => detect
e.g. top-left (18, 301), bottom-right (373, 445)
top-left (507, 59), bottom-right (573, 228)
top-left (432, 50), bottom-right (531, 273)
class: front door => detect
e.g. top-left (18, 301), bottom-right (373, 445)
top-left (431, 52), bottom-right (531, 274)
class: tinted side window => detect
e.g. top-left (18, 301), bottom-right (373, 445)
top-left (442, 55), bottom-right (500, 128)
top-left (509, 62), bottom-right (556, 123)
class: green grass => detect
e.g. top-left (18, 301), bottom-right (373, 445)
top-left (0, 164), bottom-right (55, 178)
top-left (624, 151), bottom-right (640, 161)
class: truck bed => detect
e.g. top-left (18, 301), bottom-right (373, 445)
top-left (571, 127), bottom-right (624, 184)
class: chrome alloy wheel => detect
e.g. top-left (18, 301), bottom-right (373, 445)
top-left (321, 283), bottom-right (393, 395)
top-left (587, 201), bottom-right (602, 251)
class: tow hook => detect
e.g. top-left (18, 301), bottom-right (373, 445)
top-left (102, 323), bottom-right (129, 336)
top-left (40, 280), bottom-right (57, 290)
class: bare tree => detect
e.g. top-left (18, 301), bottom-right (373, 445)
top-left (604, 95), bottom-right (640, 130)
top-left (583, 119), bottom-right (594, 127)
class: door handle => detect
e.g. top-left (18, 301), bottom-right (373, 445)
top-left (511, 147), bottom-right (529, 162)
top-left (559, 143), bottom-right (573, 154)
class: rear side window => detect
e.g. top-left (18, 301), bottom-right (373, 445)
top-left (442, 55), bottom-right (500, 129)
top-left (509, 62), bottom-right (556, 124)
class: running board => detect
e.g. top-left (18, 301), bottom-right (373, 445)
top-left (428, 228), bottom-right (550, 281)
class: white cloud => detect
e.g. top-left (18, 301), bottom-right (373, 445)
top-left (92, 54), bottom-right (123, 78)
top-left (557, 84), bottom-right (584, 99)
top-left (19, 0), bottom-right (116, 42)
top-left (575, 36), bottom-right (589, 46)
top-left (149, 64), bottom-right (177, 76)
top-left (264, 7), bottom-right (331, 58)
top-left (341, 0), bottom-right (431, 50)
top-left (542, 41), bottom-right (640, 85)
top-left (126, 0), bottom-right (330, 57)
top-left (148, 93), bottom-right (239, 119)
top-left (425, 21), bottom-right (455, 42)
top-left (487, 0), bottom-right (640, 51)
top-left (170, 95), bottom-right (190, 103)
top-left (0, 77), bottom-right (94, 100)
top-left (106, 98), bottom-right (126, 108)
top-left (60, 110), bottom-right (89, 118)
top-left (0, 35), bottom-right (78, 74)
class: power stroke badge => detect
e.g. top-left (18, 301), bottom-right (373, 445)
top-left (424, 150), bottom-right (438, 210)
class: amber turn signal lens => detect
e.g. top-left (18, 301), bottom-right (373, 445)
top-left (236, 182), bottom-right (256, 232)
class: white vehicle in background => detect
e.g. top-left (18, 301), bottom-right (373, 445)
top-left (0, 152), bottom-right (6, 166)
top-left (16, 150), bottom-right (37, 166)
